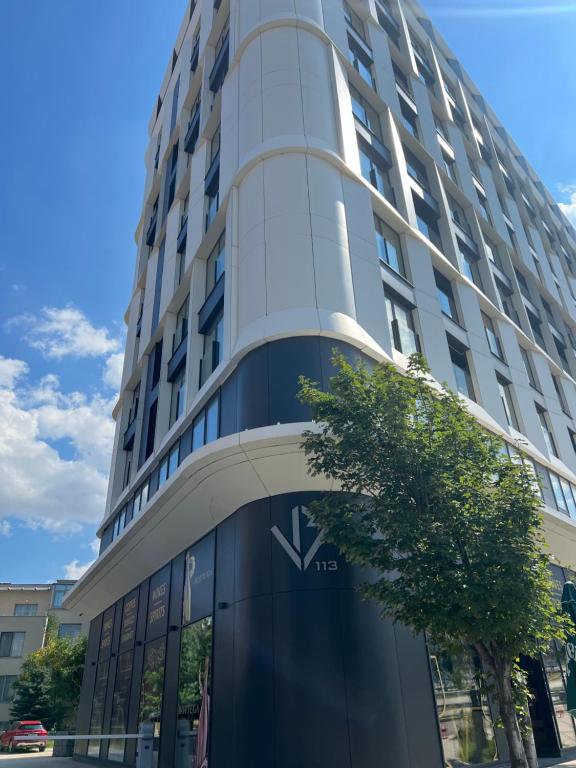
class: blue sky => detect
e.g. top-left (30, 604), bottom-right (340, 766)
top-left (0, 0), bottom-right (575, 583)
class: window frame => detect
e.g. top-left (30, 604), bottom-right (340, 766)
top-left (374, 215), bottom-right (405, 275)
top-left (434, 269), bottom-right (459, 322)
top-left (447, 336), bottom-right (475, 401)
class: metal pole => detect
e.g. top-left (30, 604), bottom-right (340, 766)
top-left (175, 718), bottom-right (191, 768)
top-left (135, 722), bottom-right (154, 768)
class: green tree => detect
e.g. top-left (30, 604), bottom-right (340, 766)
top-left (11, 635), bottom-right (87, 730)
top-left (299, 353), bottom-right (566, 768)
top-left (8, 667), bottom-right (50, 724)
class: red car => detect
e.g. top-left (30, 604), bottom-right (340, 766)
top-left (0, 720), bottom-right (48, 752)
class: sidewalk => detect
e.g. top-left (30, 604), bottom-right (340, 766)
top-left (0, 753), bottom-right (575, 768)
top-left (544, 761), bottom-right (576, 767)
top-left (0, 754), bottom-right (83, 768)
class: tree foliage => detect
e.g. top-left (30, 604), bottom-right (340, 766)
top-left (11, 634), bottom-right (87, 730)
top-left (299, 352), bottom-right (567, 768)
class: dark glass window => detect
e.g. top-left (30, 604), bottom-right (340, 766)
top-left (359, 142), bottom-right (394, 203)
top-left (144, 400), bottom-right (158, 461)
top-left (177, 619), bottom-right (213, 767)
top-left (174, 297), bottom-right (189, 353)
top-left (496, 374), bottom-right (519, 430)
top-left (515, 268), bottom-right (531, 300)
top-left (350, 85), bottom-right (381, 138)
top-left (385, 293), bottom-right (419, 355)
top-left (192, 412), bottom-right (206, 451)
top-left (139, 638), bottom-right (166, 752)
top-left (458, 246), bottom-right (482, 288)
top-left (164, 142), bottom-right (179, 216)
top-left (536, 403), bottom-right (558, 457)
top-left (404, 146), bottom-right (429, 188)
top-left (200, 312), bottom-right (223, 387)
top-left (344, 2), bottom-right (366, 41)
top-left (553, 375), bottom-right (570, 416)
top-left (528, 311), bottom-right (545, 346)
top-left (168, 443), bottom-right (180, 477)
top-left (52, 584), bottom-right (72, 608)
top-left (158, 455), bottom-right (169, 488)
top-left (448, 337), bottom-right (475, 400)
top-left (206, 190), bottom-right (219, 231)
top-left (399, 99), bottom-right (419, 138)
top-left (206, 233), bottom-right (225, 296)
top-left (58, 623), bottom-right (81, 640)
top-left (554, 336), bottom-right (569, 369)
top-left (151, 342), bottom-right (163, 389)
top-left (109, 652), bottom-right (134, 763)
top-left (569, 429), bottom-right (576, 456)
top-left (450, 196), bottom-right (471, 235)
top-left (0, 676), bottom-right (17, 704)
top-left (550, 472), bottom-right (569, 514)
top-left (183, 534), bottom-right (215, 625)
top-left (0, 632), bottom-right (24, 658)
top-left (348, 38), bottom-right (375, 88)
top-left (416, 211), bottom-right (442, 250)
top-left (482, 313), bottom-right (504, 360)
top-left (442, 150), bottom-right (457, 182)
top-left (542, 643), bottom-right (576, 749)
top-left (170, 367), bottom-right (186, 427)
top-left (205, 397), bottom-right (219, 443)
top-left (434, 270), bottom-right (458, 321)
top-left (88, 661), bottom-right (109, 757)
top-left (429, 644), bottom-right (497, 765)
top-left (484, 238), bottom-right (502, 269)
top-left (374, 215), bottom-right (404, 274)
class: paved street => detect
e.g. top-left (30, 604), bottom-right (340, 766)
top-left (0, 753), bottom-right (82, 768)
top-left (0, 753), bottom-right (83, 768)
top-left (0, 754), bottom-right (82, 768)
top-left (0, 753), bottom-right (575, 768)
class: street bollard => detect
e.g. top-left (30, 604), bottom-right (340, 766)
top-left (135, 722), bottom-right (154, 768)
top-left (175, 718), bottom-right (191, 768)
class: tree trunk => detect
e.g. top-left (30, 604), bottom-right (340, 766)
top-left (492, 663), bottom-right (529, 768)
top-left (518, 707), bottom-right (539, 768)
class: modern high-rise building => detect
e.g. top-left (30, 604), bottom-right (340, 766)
top-left (68, 1), bottom-right (576, 765)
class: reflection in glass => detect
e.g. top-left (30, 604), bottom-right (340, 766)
top-left (178, 619), bottom-right (213, 768)
top-left (430, 645), bottom-right (498, 766)
top-left (109, 652), bottom-right (133, 762)
top-left (139, 639), bottom-right (166, 768)
top-left (542, 641), bottom-right (576, 748)
top-left (88, 661), bottom-right (109, 758)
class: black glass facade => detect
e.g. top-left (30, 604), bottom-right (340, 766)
top-left (76, 492), bottom-right (446, 768)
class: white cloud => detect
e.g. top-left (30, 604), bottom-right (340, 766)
top-left (0, 520), bottom-right (11, 537)
top-left (0, 357), bottom-right (28, 389)
top-left (0, 356), bottom-right (114, 532)
top-left (103, 352), bottom-right (125, 391)
top-left (559, 185), bottom-right (576, 229)
top-left (64, 559), bottom-right (95, 580)
top-left (8, 305), bottom-right (121, 360)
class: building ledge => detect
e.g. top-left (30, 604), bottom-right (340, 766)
top-left (64, 423), bottom-right (330, 618)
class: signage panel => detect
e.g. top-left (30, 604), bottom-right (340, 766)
top-left (147, 565), bottom-right (171, 640)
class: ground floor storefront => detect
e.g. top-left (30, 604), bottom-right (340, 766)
top-left (75, 492), bottom-right (576, 768)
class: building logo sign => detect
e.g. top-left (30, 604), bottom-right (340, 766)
top-left (272, 504), bottom-right (336, 572)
